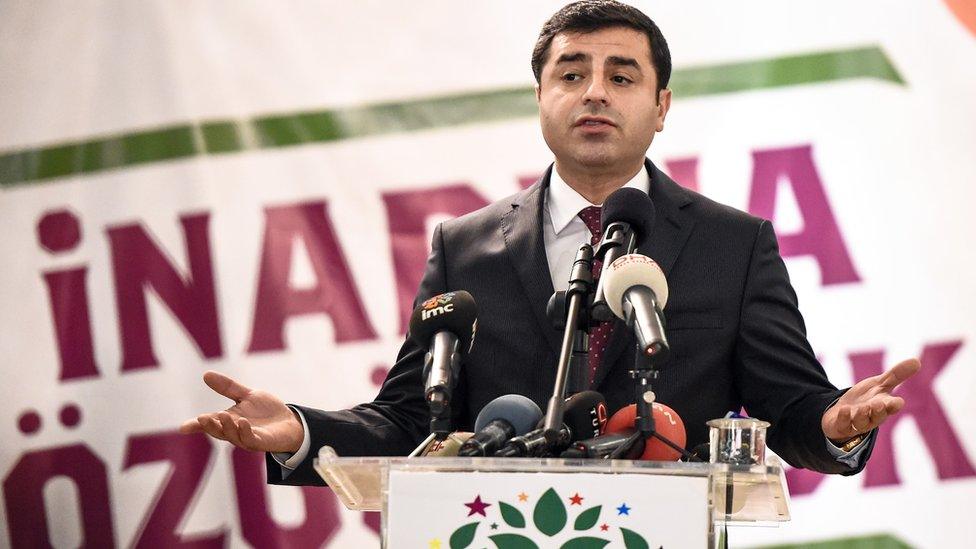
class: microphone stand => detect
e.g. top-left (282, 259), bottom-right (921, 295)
top-left (609, 347), bottom-right (696, 461)
top-left (543, 244), bottom-right (594, 443)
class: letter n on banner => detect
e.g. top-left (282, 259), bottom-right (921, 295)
top-left (107, 214), bottom-right (222, 371)
top-left (382, 185), bottom-right (489, 334)
top-left (748, 145), bottom-right (860, 286)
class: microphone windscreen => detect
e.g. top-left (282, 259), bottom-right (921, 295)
top-left (408, 291), bottom-right (478, 355)
top-left (473, 394), bottom-right (543, 435)
top-left (601, 187), bottom-right (656, 241)
top-left (606, 402), bottom-right (686, 461)
top-left (562, 391), bottom-right (608, 440)
top-left (603, 254), bottom-right (669, 319)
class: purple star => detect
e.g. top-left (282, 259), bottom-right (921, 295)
top-left (465, 495), bottom-right (492, 517)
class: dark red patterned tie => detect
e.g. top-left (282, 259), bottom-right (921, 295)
top-left (578, 206), bottom-right (613, 385)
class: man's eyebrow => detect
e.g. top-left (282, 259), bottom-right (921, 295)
top-left (554, 52), bottom-right (588, 64)
top-left (607, 56), bottom-right (642, 71)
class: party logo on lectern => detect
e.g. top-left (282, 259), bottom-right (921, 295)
top-left (428, 487), bottom-right (656, 549)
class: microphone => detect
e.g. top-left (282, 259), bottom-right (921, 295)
top-left (603, 254), bottom-right (670, 360)
top-left (561, 431), bottom-right (645, 459)
top-left (408, 291), bottom-right (478, 420)
top-left (591, 188), bottom-right (656, 322)
top-left (419, 432), bottom-right (475, 457)
top-left (458, 395), bottom-right (543, 457)
top-left (605, 402), bottom-right (687, 461)
top-left (495, 391), bottom-right (607, 457)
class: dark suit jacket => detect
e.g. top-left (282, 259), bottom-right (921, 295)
top-left (268, 160), bottom-right (873, 485)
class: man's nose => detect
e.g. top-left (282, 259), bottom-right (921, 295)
top-left (582, 76), bottom-right (610, 105)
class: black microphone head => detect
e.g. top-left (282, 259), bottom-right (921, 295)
top-left (474, 394), bottom-right (543, 435)
top-left (601, 187), bottom-right (656, 241)
top-left (562, 391), bottom-right (607, 440)
top-left (408, 291), bottom-right (477, 356)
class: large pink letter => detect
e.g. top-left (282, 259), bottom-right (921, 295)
top-left (123, 431), bottom-right (225, 548)
top-left (850, 341), bottom-right (975, 487)
top-left (247, 200), bottom-right (376, 352)
top-left (382, 185), bottom-right (489, 333)
top-left (3, 444), bottom-right (115, 547)
top-left (748, 145), bottom-right (861, 285)
top-left (231, 448), bottom-right (341, 547)
top-left (37, 209), bottom-right (99, 380)
top-left (107, 213), bottom-right (222, 371)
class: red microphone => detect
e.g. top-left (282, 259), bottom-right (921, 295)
top-left (605, 403), bottom-right (686, 461)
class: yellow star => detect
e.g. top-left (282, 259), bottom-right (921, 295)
top-left (429, 539), bottom-right (442, 549)
top-left (518, 492), bottom-right (529, 502)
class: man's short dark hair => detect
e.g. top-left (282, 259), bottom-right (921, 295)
top-left (531, 0), bottom-right (671, 95)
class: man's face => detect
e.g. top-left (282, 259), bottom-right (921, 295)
top-left (536, 27), bottom-right (671, 173)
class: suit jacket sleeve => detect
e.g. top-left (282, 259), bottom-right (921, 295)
top-left (265, 223), bottom-right (451, 486)
top-left (733, 220), bottom-right (874, 474)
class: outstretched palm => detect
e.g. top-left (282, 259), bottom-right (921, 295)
top-left (179, 371), bottom-right (304, 453)
top-left (821, 358), bottom-right (920, 442)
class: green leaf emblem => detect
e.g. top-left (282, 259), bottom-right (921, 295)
top-left (559, 536), bottom-right (611, 549)
top-left (533, 487), bottom-right (568, 536)
top-left (620, 527), bottom-right (650, 549)
top-left (499, 501), bottom-right (526, 528)
top-left (449, 521), bottom-right (479, 549)
top-left (573, 505), bottom-right (602, 530)
top-left (489, 533), bottom-right (539, 549)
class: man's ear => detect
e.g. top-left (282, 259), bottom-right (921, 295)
top-left (656, 88), bottom-right (672, 132)
top-left (535, 84), bottom-right (541, 103)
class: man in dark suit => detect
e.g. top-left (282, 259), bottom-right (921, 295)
top-left (181, 0), bottom-right (919, 486)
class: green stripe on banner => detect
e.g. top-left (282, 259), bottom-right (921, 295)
top-left (0, 46), bottom-right (904, 188)
top-left (752, 533), bottom-right (915, 549)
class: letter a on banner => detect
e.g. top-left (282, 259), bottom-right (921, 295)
top-left (748, 145), bottom-right (861, 286)
top-left (248, 200), bottom-right (377, 352)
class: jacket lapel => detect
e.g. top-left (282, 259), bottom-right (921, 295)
top-left (591, 160), bottom-right (697, 388)
top-left (500, 166), bottom-right (561, 356)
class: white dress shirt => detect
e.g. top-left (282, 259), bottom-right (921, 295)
top-left (543, 165), bottom-right (648, 290)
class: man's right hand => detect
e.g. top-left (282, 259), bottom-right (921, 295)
top-left (179, 370), bottom-right (305, 454)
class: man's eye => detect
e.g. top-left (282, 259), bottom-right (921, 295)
top-left (612, 75), bottom-right (632, 84)
top-left (563, 73), bottom-right (581, 82)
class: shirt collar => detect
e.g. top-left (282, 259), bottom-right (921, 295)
top-left (546, 164), bottom-right (651, 235)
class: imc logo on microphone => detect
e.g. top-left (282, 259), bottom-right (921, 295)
top-left (422, 293), bottom-right (457, 320)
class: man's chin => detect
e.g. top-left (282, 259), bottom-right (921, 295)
top-left (572, 151), bottom-right (618, 169)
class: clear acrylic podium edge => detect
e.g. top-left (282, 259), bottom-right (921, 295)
top-left (313, 446), bottom-right (791, 526)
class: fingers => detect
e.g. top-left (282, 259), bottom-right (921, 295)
top-left (217, 412), bottom-right (244, 447)
top-left (203, 370), bottom-right (252, 403)
top-left (850, 405), bottom-right (872, 434)
top-left (867, 398), bottom-right (890, 427)
top-left (179, 418), bottom-right (204, 434)
top-left (880, 358), bottom-right (921, 390)
top-left (825, 405), bottom-right (857, 439)
top-left (238, 418), bottom-right (265, 451)
top-left (197, 414), bottom-right (228, 442)
top-left (884, 395), bottom-right (905, 414)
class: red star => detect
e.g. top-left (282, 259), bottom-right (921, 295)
top-left (464, 495), bottom-right (492, 517)
top-left (600, 524), bottom-right (609, 531)
top-left (569, 493), bottom-right (584, 506)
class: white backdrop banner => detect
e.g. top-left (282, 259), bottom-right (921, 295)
top-left (1, 1), bottom-right (974, 547)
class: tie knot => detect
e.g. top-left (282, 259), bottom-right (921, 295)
top-left (578, 206), bottom-right (602, 239)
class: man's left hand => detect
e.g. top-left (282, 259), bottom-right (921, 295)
top-left (821, 358), bottom-right (921, 442)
